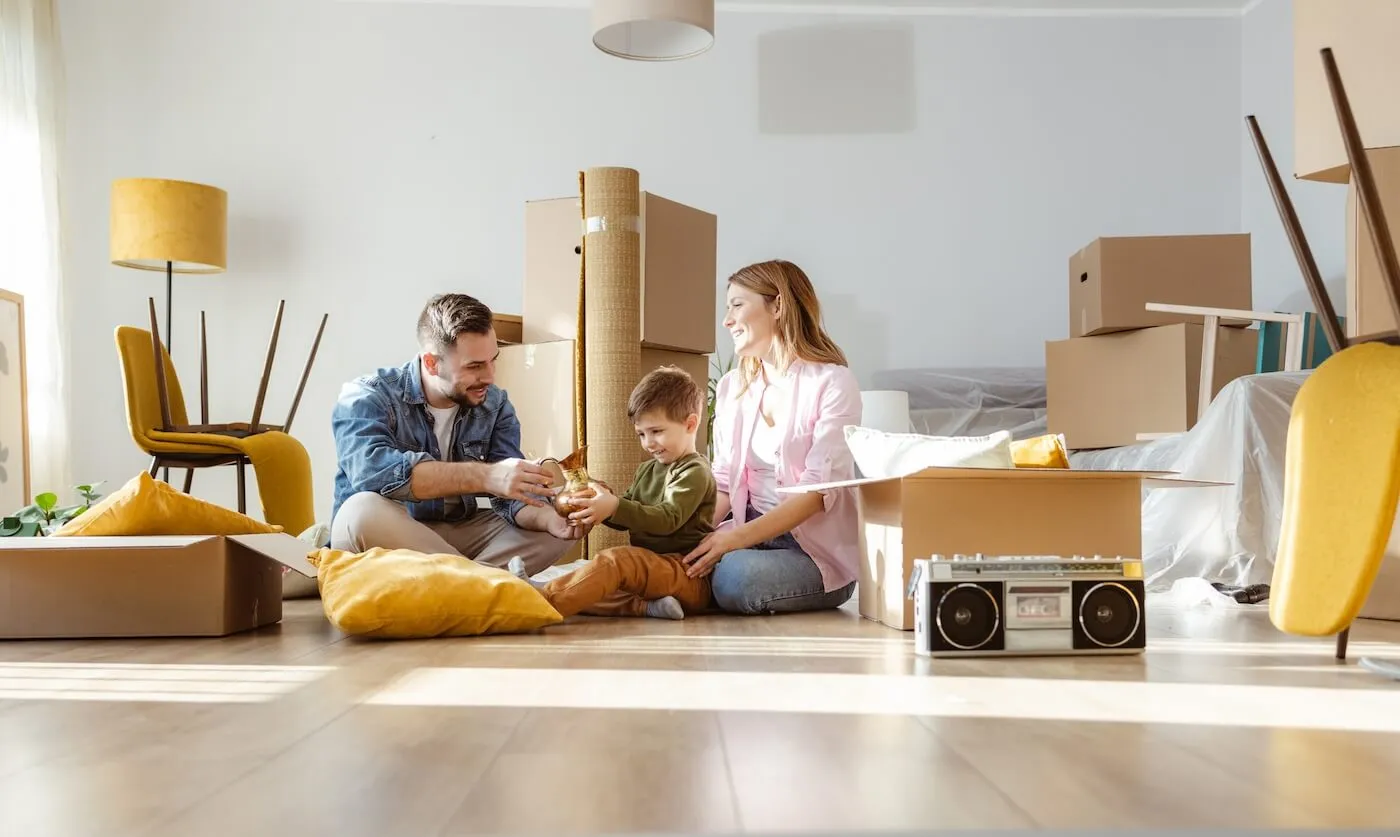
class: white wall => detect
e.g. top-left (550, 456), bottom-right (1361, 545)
top-left (1239, 0), bottom-right (1346, 312)
top-left (55, 0), bottom-right (1244, 524)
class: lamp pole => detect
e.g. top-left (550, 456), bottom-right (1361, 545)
top-left (165, 260), bottom-right (173, 352)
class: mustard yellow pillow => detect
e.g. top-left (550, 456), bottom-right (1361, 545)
top-left (52, 471), bottom-right (283, 536)
top-left (308, 546), bottom-right (563, 639)
top-left (1010, 433), bottom-right (1071, 469)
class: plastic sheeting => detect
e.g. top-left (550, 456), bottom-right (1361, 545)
top-left (1071, 371), bottom-right (1308, 592)
top-left (869, 367), bottom-right (1048, 439)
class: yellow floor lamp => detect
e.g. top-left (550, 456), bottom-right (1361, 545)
top-left (109, 177), bottom-right (228, 354)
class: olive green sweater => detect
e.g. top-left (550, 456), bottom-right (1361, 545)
top-left (603, 452), bottom-right (716, 556)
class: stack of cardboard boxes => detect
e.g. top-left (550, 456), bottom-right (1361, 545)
top-left (1044, 233), bottom-right (1260, 450)
top-left (493, 190), bottom-right (718, 559)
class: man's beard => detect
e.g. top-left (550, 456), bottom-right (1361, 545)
top-left (448, 382), bottom-right (486, 407)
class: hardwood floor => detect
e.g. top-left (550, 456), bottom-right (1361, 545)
top-left (1, 596), bottom-right (1398, 835)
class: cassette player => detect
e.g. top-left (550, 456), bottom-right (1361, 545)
top-left (907, 554), bottom-right (1147, 658)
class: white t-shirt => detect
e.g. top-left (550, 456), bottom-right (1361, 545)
top-left (426, 403), bottom-right (462, 513)
top-left (744, 370), bottom-right (790, 515)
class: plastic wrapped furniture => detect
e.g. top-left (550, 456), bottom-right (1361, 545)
top-left (869, 367), bottom-right (1048, 439)
top-left (1071, 371), bottom-right (1306, 591)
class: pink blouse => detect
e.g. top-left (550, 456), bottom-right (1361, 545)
top-left (710, 359), bottom-right (863, 592)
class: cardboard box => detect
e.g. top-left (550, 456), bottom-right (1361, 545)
top-left (523, 193), bottom-right (718, 354)
top-left (1069, 234), bottom-right (1253, 337)
top-left (1294, 0), bottom-right (1400, 183)
top-left (0, 533), bottom-right (317, 639)
top-left (492, 313), bottom-right (523, 345)
top-left (494, 339), bottom-right (711, 461)
top-left (779, 466), bottom-right (1216, 630)
top-left (1045, 322), bottom-right (1260, 450)
top-left (1345, 146), bottom-right (1400, 339)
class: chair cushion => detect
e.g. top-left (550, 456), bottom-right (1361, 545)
top-left (308, 546), bottom-right (563, 639)
top-left (51, 471), bottom-right (282, 537)
top-left (1009, 433), bottom-right (1071, 469)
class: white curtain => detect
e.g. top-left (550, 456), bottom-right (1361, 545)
top-left (0, 0), bottom-right (70, 504)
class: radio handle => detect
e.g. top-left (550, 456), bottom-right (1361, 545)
top-left (906, 560), bottom-right (927, 601)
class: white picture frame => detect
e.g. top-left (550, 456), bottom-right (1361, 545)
top-left (0, 288), bottom-right (30, 513)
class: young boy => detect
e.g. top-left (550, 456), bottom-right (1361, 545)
top-left (509, 365), bottom-right (716, 620)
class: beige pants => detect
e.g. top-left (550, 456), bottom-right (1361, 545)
top-left (329, 491), bottom-right (574, 575)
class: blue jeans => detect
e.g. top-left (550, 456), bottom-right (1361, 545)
top-left (710, 530), bottom-right (857, 616)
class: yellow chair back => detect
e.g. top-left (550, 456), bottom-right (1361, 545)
top-left (114, 325), bottom-right (192, 453)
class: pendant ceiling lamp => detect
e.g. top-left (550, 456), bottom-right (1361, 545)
top-left (592, 0), bottom-right (715, 61)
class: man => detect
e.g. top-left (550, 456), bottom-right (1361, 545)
top-left (329, 293), bottom-right (584, 574)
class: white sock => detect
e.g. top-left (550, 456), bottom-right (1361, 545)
top-left (508, 557), bottom-right (545, 590)
top-left (645, 596), bottom-right (685, 620)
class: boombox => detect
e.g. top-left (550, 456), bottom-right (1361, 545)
top-left (908, 554), bottom-right (1147, 658)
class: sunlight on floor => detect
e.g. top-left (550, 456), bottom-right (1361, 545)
top-left (474, 634), bottom-right (910, 658)
top-left (0, 662), bottom-right (334, 704)
top-left (363, 666), bottom-right (1400, 732)
top-left (1150, 638), bottom-right (1400, 658)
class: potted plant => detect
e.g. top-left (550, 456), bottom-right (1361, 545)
top-left (706, 353), bottom-right (735, 459)
top-left (1, 482), bottom-right (104, 537)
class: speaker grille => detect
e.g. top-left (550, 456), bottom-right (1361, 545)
top-left (932, 581), bottom-right (1004, 652)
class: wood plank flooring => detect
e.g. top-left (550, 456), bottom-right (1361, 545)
top-left (0, 596), bottom-right (1398, 835)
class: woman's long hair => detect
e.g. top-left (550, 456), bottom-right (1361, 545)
top-left (727, 260), bottom-right (848, 394)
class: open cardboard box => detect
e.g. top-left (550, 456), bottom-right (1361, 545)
top-left (0, 533), bottom-right (318, 639)
top-left (779, 465), bottom-right (1224, 630)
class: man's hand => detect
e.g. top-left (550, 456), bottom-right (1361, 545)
top-left (682, 530), bottom-right (740, 579)
top-left (487, 458), bottom-right (556, 507)
top-left (567, 482), bottom-right (620, 527)
top-left (545, 510), bottom-right (589, 541)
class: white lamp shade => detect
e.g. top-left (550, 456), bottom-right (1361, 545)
top-left (592, 0), bottom-right (714, 61)
top-left (860, 390), bottom-right (911, 435)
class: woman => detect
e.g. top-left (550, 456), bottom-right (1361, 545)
top-left (681, 259), bottom-right (862, 614)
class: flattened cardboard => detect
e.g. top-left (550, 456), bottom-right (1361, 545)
top-left (1345, 146), bottom-right (1400, 339)
top-left (1293, 0), bottom-right (1400, 183)
top-left (0, 533), bottom-right (317, 639)
top-left (495, 339), bottom-right (710, 461)
top-left (522, 192), bottom-right (718, 354)
top-left (779, 466), bottom-right (1224, 630)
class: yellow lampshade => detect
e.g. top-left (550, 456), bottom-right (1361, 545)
top-left (110, 178), bottom-right (227, 273)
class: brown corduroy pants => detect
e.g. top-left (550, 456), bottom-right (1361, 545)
top-left (542, 546), bottom-right (714, 618)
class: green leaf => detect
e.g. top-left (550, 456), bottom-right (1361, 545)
top-left (53, 504), bottom-right (87, 522)
top-left (35, 492), bottom-right (57, 512)
top-left (16, 506), bottom-right (45, 523)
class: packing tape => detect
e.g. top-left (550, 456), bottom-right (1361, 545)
top-left (583, 214), bottom-right (641, 235)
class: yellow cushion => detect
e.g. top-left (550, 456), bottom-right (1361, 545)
top-left (52, 472), bottom-right (283, 537)
top-left (1010, 434), bottom-right (1071, 469)
top-left (308, 546), bottom-right (564, 639)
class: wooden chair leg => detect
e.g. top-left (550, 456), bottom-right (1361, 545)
top-left (1337, 626), bottom-right (1351, 660)
top-left (1197, 314), bottom-right (1220, 422)
top-left (183, 469), bottom-right (194, 494)
top-left (149, 457), bottom-right (160, 477)
top-left (236, 458), bottom-right (247, 514)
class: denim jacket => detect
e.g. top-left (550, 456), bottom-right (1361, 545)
top-left (330, 358), bottom-right (527, 526)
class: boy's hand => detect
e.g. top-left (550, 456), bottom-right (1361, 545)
top-left (568, 482), bottom-right (620, 527)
